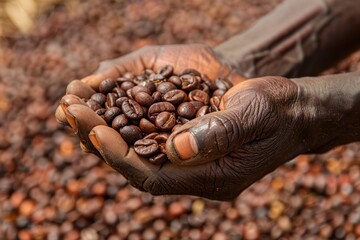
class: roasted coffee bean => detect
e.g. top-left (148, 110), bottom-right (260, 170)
top-left (143, 69), bottom-right (155, 76)
top-left (179, 68), bottom-right (201, 77)
top-left (95, 108), bottom-right (106, 115)
top-left (123, 72), bottom-right (135, 80)
top-left (87, 99), bottom-right (102, 111)
top-left (199, 83), bottom-right (210, 95)
top-left (138, 81), bottom-right (156, 93)
top-left (121, 99), bottom-right (144, 120)
top-left (177, 116), bottom-right (190, 124)
top-left (201, 74), bottom-right (217, 92)
top-left (196, 105), bottom-right (209, 118)
top-left (131, 85), bottom-right (152, 97)
top-left (155, 112), bottom-right (176, 131)
top-left (90, 93), bottom-right (106, 106)
top-left (189, 101), bottom-right (205, 111)
top-left (120, 81), bottom-right (135, 91)
top-left (157, 65), bottom-right (173, 78)
top-left (119, 125), bottom-right (142, 144)
top-left (159, 143), bottom-right (166, 153)
top-left (115, 97), bottom-right (129, 107)
top-left (112, 87), bottom-right (126, 98)
top-left (99, 79), bottom-right (116, 94)
top-left (134, 92), bottom-right (154, 107)
top-left (106, 93), bottom-right (117, 108)
top-left (149, 74), bottom-right (165, 84)
top-left (134, 139), bottom-right (159, 157)
top-left (148, 102), bottom-right (176, 122)
top-left (162, 89), bottom-right (187, 106)
top-left (126, 89), bottom-right (133, 99)
top-left (111, 114), bottom-right (129, 130)
top-left (116, 77), bottom-right (130, 84)
top-left (139, 118), bottom-right (157, 134)
top-left (180, 74), bottom-right (198, 91)
top-left (167, 76), bottom-right (182, 87)
top-left (156, 82), bottom-right (177, 95)
top-left (210, 96), bottom-right (221, 108)
top-left (154, 133), bottom-right (169, 144)
top-left (152, 91), bottom-right (162, 103)
top-left (104, 107), bottom-right (122, 123)
top-left (212, 89), bottom-right (226, 97)
top-left (143, 132), bottom-right (159, 140)
top-left (215, 78), bottom-right (232, 91)
top-left (134, 75), bottom-right (147, 84)
top-left (177, 102), bottom-right (197, 119)
top-left (149, 153), bottom-right (167, 165)
top-left (188, 89), bottom-right (210, 105)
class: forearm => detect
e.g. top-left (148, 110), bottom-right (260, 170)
top-left (293, 72), bottom-right (360, 154)
top-left (216, 0), bottom-right (360, 78)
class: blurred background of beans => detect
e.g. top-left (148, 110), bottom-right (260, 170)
top-left (1, 0), bottom-right (360, 239)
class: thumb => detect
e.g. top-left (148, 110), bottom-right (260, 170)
top-left (166, 108), bottom-right (250, 166)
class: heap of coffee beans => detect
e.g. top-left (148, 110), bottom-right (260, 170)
top-left (85, 65), bottom-right (232, 165)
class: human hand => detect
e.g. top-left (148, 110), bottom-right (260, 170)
top-left (56, 44), bottom-right (309, 200)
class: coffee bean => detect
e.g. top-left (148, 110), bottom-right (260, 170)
top-left (189, 101), bottom-right (204, 111)
top-left (148, 102), bottom-right (176, 122)
top-left (106, 93), bottom-right (117, 108)
top-left (134, 139), bottom-right (159, 157)
top-left (112, 87), bottom-right (126, 98)
top-left (156, 82), bottom-right (177, 95)
top-left (177, 116), bottom-right (190, 124)
top-left (167, 76), bottom-right (182, 88)
top-left (149, 153), bottom-right (167, 165)
top-left (139, 118), bottom-right (157, 134)
top-left (119, 125), bottom-right (142, 144)
top-left (120, 81), bottom-right (135, 91)
top-left (112, 114), bottom-right (129, 130)
top-left (177, 102), bottom-right (196, 119)
top-left (199, 83), bottom-right (210, 95)
top-left (104, 107), bottom-right (122, 123)
top-left (163, 89), bottom-right (187, 106)
top-left (180, 74), bottom-right (198, 91)
top-left (152, 92), bottom-right (162, 103)
top-left (212, 89), bottom-right (226, 97)
top-left (95, 108), bottom-right (106, 115)
top-left (149, 74), bottom-right (165, 84)
top-left (134, 92), bottom-right (154, 107)
top-left (155, 112), bottom-right (176, 131)
top-left (201, 74), bottom-right (217, 92)
top-left (210, 96), bottom-right (221, 108)
top-left (121, 99), bottom-right (144, 120)
top-left (99, 79), bottom-right (116, 94)
top-left (157, 65), bottom-right (173, 78)
top-left (138, 81), bottom-right (156, 93)
top-left (90, 93), bottom-right (106, 106)
top-left (143, 132), bottom-right (159, 140)
top-left (115, 97), bottom-right (130, 108)
top-left (179, 68), bottom-right (201, 77)
top-left (196, 105), bottom-right (209, 118)
top-left (215, 78), bottom-right (232, 91)
top-left (143, 69), bottom-right (155, 76)
top-left (126, 89), bottom-right (133, 99)
top-left (87, 99), bottom-right (102, 111)
top-left (123, 72), bottom-right (135, 80)
top-left (131, 86), bottom-right (152, 98)
top-left (188, 89), bottom-right (209, 105)
top-left (154, 133), bottom-right (169, 144)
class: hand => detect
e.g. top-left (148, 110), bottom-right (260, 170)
top-left (56, 44), bottom-right (307, 200)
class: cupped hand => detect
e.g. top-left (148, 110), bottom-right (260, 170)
top-left (56, 44), bottom-right (308, 200)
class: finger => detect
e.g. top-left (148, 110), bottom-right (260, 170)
top-left (66, 80), bottom-right (96, 98)
top-left (88, 125), bottom-right (158, 190)
top-left (55, 94), bottom-right (87, 126)
top-left (166, 108), bottom-right (247, 166)
top-left (65, 104), bottom-right (107, 153)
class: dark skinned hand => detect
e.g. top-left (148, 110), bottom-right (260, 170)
top-left (56, 44), bottom-right (309, 200)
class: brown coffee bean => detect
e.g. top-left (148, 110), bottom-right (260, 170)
top-left (196, 105), bottom-right (209, 117)
top-left (95, 108), bottom-right (106, 115)
top-left (180, 74), bottom-right (198, 91)
top-left (112, 87), bottom-right (126, 98)
top-left (148, 102), bottom-right (176, 122)
top-left (143, 69), bottom-right (155, 76)
top-left (156, 82), bottom-right (177, 95)
top-left (179, 68), bottom-right (201, 77)
top-left (177, 116), bottom-right (190, 124)
top-left (199, 83), bottom-right (210, 95)
top-left (134, 139), bottom-right (159, 157)
top-left (154, 133), bottom-right (169, 144)
top-left (201, 74), bottom-right (217, 92)
top-left (112, 114), bottom-right (129, 130)
top-left (155, 112), bottom-right (176, 131)
top-left (138, 81), bottom-right (156, 93)
top-left (87, 99), bottom-right (102, 111)
top-left (177, 102), bottom-right (197, 119)
top-left (139, 118), bottom-right (157, 134)
top-left (104, 107), bottom-right (122, 123)
top-left (126, 89), bottom-right (133, 99)
top-left (149, 74), bottom-right (165, 84)
top-left (90, 93), bottom-right (106, 106)
top-left (215, 78), bottom-right (232, 91)
top-left (157, 65), bottom-right (173, 78)
top-left (212, 89), bottom-right (226, 97)
top-left (123, 72), bottom-right (134, 80)
top-left (152, 92), bottom-right (162, 103)
top-left (119, 125), bottom-right (142, 144)
top-left (167, 76), bottom-right (182, 88)
top-left (134, 92), bottom-right (154, 107)
top-left (159, 143), bottom-right (166, 153)
top-left (163, 89), bottom-right (187, 106)
top-left (121, 99), bottom-right (144, 120)
top-left (134, 75), bottom-right (147, 84)
top-left (115, 97), bottom-right (129, 107)
top-left (149, 153), bottom-right (167, 165)
top-left (143, 132), bottom-right (159, 140)
top-left (99, 79), bottom-right (116, 94)
top-left (131, 85), bottom-right (152, 98)
top-left (210, 96), bottom-right (221, 108)
top-left (188, 89), bottom-right (210, 105)
top-left (120, 81), bottom-right (135, 91)
top-left (106, 93), bottom-right (117, 108)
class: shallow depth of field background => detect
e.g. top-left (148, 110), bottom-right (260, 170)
top-left (1, 0), bottom-right (360, 239)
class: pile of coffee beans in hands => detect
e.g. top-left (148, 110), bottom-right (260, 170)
top-left (85, 65), bottom-right (232, 165)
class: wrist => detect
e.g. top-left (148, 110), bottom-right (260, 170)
top-left (291, 72), bottom-right (360, 154)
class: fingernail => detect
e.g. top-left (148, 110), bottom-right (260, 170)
top-left (89, 131), bottom-right (100, 149)
top-left (65, 111), bottom-right (77, 131)
top-left (173, 132), bottom-right (198, 160)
